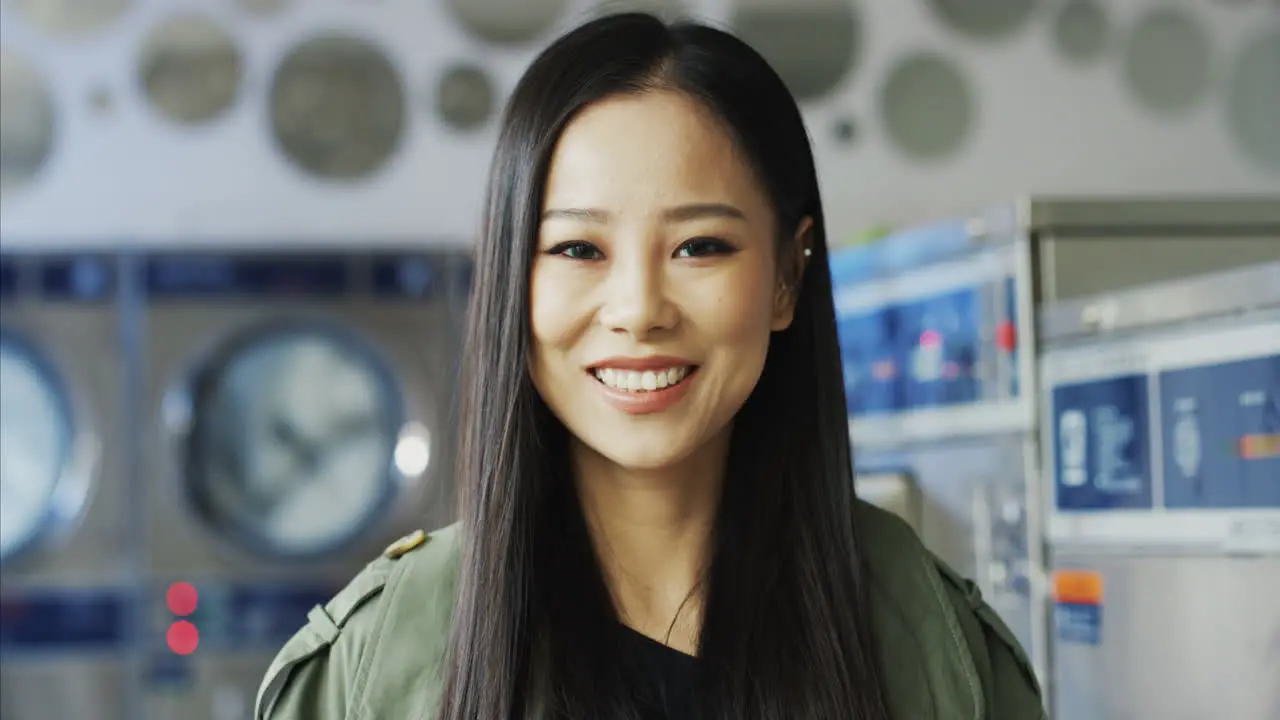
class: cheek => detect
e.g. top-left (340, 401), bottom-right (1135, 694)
top-left (528, 266), bottom-right (582, 379)
top-left (699, 262), bottom-right (778, 346)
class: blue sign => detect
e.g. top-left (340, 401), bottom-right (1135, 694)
top-left (1052, 375), bottom-right (1153, 511)
top-left (1054, 602), bottom-right (1102, 646)
top-left (1160, 354), bottom-right (1280, 509)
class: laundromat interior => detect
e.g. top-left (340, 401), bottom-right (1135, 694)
top-left (1, 0), bottom-right (1277, 718)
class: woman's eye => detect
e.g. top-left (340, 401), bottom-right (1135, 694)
top-left (675, 237), bottom-right (736, 258)
top-left (547, 241), bottom-right (604, 260)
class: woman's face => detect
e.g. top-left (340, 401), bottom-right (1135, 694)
top-left (529, 91), bottom-right (801, 472)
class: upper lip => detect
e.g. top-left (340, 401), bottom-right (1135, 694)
top-left (588, 355), bottom-right (696, 371)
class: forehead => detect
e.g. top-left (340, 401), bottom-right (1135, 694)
top-left (543, 91), bottom-right (766, 212)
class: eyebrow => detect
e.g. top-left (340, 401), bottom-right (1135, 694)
top-left (541, 203), bottom-right (747, 223)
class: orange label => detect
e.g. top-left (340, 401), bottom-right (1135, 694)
top-left (1053, 570), bottom-right (1104, 605)
top-left (1239, 434), bottom-right (1280, 460)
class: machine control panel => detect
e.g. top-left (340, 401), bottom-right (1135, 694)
top-left (1043, 319), bottom-right (1280, 552)
top-left (0, 254), bottom-right (117, 303)
top-left (141, 252), bottom-right (449, 300)
top-left (0, 589), bottom-right (132, 653)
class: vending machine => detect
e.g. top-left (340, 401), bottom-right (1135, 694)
top-left (833, 208), bottom-right (1048, 682)
top-left (835, 196), bottom-right (1280, 713)
top-left (1039, 262), bottom-right (1280, 719)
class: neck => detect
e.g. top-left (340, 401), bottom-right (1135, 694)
top-left (571, 429), bottom-right (730, 656)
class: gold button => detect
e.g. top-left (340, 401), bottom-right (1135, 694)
top-left (383, 529), bottom-right (427, 559)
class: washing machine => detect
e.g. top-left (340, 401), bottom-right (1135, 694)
top-left (136, 247), bottom-right (468, 720)
top-left (0, 251), bottom-right (138, 720)
top-left (1040, 263), bottom-right (1280, 720)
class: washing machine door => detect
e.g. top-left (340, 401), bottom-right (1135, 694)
top-left (181, 323), bottom-right (411, 558)
top-left (0, 332), bottom-right (82, 562)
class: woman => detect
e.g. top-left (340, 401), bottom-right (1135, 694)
top-left (255, 12), bottom-right (1045, 720)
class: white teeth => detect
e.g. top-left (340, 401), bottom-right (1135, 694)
top-left (593, 366), bottom-right (691, 392)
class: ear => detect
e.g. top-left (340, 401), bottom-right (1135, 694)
top-left (772, 216), bottom-right (814, 332)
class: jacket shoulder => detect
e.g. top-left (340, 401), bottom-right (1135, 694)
top-left (930, 553), bottom-right (1049, 720)
top-left (253, 523), bottom-right (462, 720)
top-left (855, 500), bottom-right (1046, 719)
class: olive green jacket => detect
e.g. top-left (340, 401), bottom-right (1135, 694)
top-left (254, 502), bottom-right (1048, 719)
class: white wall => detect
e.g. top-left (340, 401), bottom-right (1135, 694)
top-left (0, 0), bottom-right (1276, 251)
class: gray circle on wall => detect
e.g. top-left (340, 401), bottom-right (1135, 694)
top-left (0, 49), bottom-right (57, 195)
top-left (595, 0), bottom-right (687, 20)
top-left (436, 64), bottom-right (496, 132)
top-left (1122, 7), bottom-right (1212, 115)
top-left (731, 0), bottom-right (862, 102)
top-left (11, 0), bottom-right (132, 39)
top-left (269, 35), bottom-right (407, 181)
top-left (1052, 0), bottom-right (1108, 64)
top-left (237, 0), bottom-right (290, 18)
top-left (879, 52), bottom-right (975, 162)
top-left (140, 14), bottom-right (243, 126)
top-left (1225, 28), bottom-right (1280, 172)
top-left (448, 0), bottom-right (569, 46)
top-left (925, 0), bottom-right (1038, 41)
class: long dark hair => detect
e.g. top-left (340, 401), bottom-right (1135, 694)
top-left (441, 12), bottom-right (890, 720)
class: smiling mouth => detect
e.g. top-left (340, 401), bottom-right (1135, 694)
top-left (589, 366), bottom-right (699, 393)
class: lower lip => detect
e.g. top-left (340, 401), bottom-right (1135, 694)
top-left (592, 369), bottom-right (697, 415)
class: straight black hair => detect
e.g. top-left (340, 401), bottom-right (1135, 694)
top-left (440, 12), bottom-right (891, 720)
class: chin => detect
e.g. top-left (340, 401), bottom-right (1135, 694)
top-left (575, 427), bottom-right (706, 474)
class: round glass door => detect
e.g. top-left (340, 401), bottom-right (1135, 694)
top-left (182, 325), bottom-right (406, 557)
top-left (0, 333), bottom-right (77, 561)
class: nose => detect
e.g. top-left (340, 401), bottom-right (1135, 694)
top-left (597, 250), bottom-right (678, 338)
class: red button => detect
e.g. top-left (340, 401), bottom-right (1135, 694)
top-left (166, 582), bottom-right (199, 617)
top-left (167, 620), bottom-right (200, 655)
top-left (996, 322), bottom-right (1017, 352)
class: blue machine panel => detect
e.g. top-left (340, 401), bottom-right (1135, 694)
top-left (143, 254), bottom-right (351, 298)
top-left (0, 255), bottom-right (117, 302)
top-left (159, 583), bottom-right (337, 652)
top-left (371, 255), bottom-right (443, 299)
top-left (40, 256), bottom-right (116, 302)
top-left (1160, 354), bottom-right (1280, 509)
top-left (221, 584), bottom-right (336, 648)
top-left (900, 288), bottom-right (980, 409)
top-left (1003, 276), bottom-right (1020, 399)
top-left (1052, 375), bottom-right (1154, 511)
top-left (837, 307), bottom-right (901, 415)
top-left (0, 590), bottom-right (131, 653)
top-left (0, 257), bottom-right (18, 299)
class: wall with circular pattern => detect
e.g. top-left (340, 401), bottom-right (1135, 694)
top-left (0, 0), bottom-right (1275, 250)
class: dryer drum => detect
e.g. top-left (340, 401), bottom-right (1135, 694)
top-left (178, 320), bottom-right (407, 558)
top-left (0, 331), bottom-right (83, 562)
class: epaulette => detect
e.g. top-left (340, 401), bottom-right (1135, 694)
top-left (253, 529), bottom-right (432, 719)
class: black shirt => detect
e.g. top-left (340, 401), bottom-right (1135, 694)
top-left (621, 625), bottom-right (698, 720)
